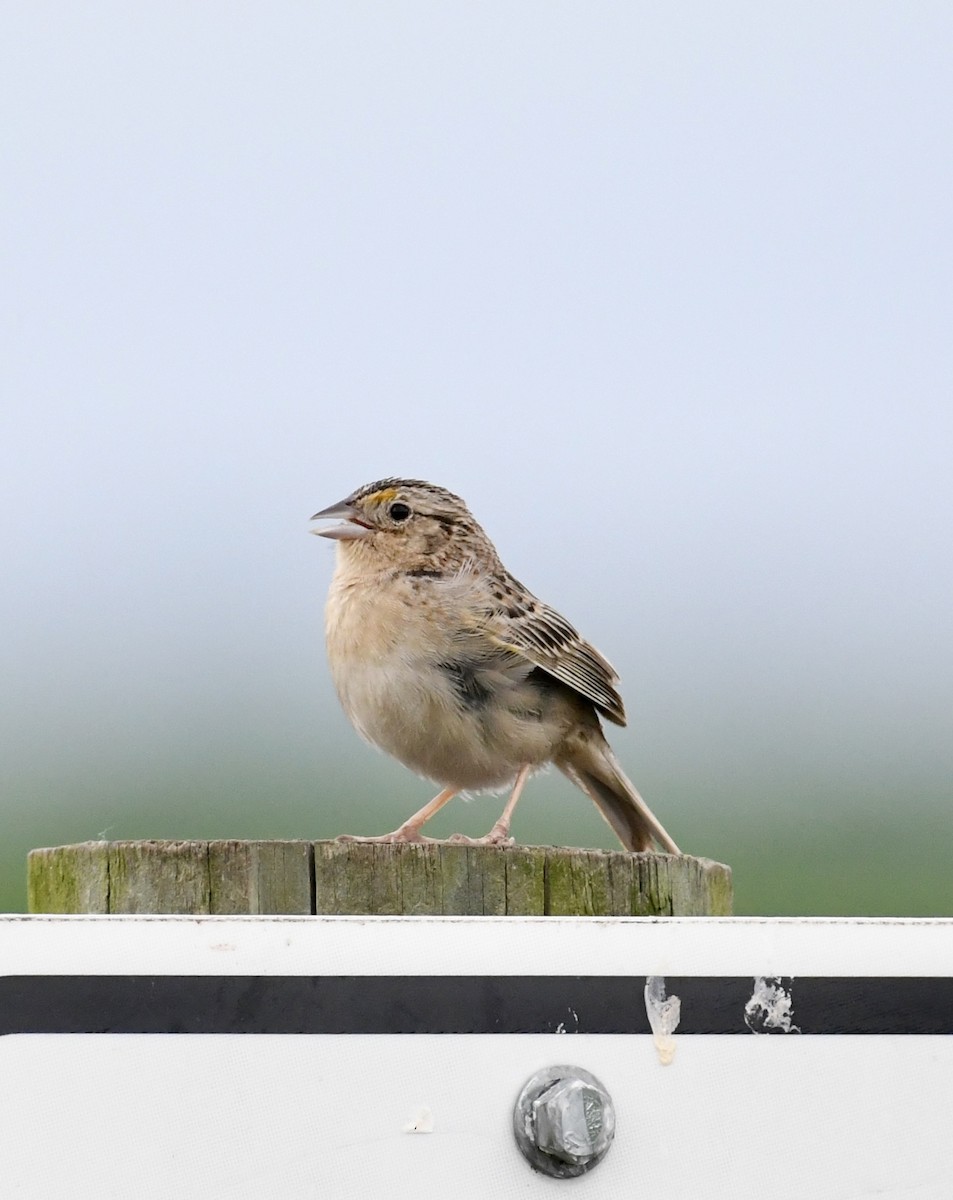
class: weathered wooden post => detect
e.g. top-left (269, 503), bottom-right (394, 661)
top-left (27, 840), bottom-right (732, 916)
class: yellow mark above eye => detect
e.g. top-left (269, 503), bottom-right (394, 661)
top-left (369, 488), bottom-right (398, 505)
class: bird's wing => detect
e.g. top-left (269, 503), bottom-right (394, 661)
top-left (461, 571), bottom-right (627, 726)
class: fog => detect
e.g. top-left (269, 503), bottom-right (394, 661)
top-left (3, 3), bottom-right (951, 913)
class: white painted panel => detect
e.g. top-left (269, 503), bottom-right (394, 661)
top-left (4, 913), bottom-right (953, 977)
top-left (1, 916), bottom-right (951, 1198)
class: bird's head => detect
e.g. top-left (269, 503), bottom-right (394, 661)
top-left (311, 478), bottom-right (493, 571)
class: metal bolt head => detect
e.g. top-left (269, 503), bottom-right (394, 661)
top-left (513, 1066), bottom-right (616, 1179)
top-left (533, 1077), bottom-right (614, 1164)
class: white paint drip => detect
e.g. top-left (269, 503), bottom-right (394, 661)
top-left (554, 1006), bottom-right (579, 1034)
top-left (644, 975), bottom-right (681, 1065)
top-left (402, 1106), bottom-right (434, 1133)
top-left (744, 976), bottom-right (800, 1033)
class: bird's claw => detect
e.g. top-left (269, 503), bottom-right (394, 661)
top-left (447, 830), bottom-right (515, 847)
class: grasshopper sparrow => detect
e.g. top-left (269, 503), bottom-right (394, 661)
top-left (311, 478), bottom-right (680, 854)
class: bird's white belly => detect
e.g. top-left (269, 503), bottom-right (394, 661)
top-left (330, 650), bottom-right (523, 791)
top-left (324, 568), bottom-right (567, 791)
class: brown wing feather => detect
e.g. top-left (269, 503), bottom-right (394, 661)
top-left (479, 576), bottom-right (627, 726)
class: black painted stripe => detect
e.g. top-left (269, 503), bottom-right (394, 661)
top-left (1, 976), bottom-right (951, 1036)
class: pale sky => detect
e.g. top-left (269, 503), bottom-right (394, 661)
top-left (2, 3), bottom-right (951, 912)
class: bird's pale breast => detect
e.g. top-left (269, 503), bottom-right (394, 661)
top-left (324, 565), bottom-right (576, 791)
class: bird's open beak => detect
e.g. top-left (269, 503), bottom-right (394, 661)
top-left (310, 499), bottom-right (374, 541)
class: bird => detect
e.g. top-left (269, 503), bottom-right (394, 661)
top-left (310, 478), bottom-right (680, 854)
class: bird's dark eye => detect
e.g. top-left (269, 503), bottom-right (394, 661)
top-left (389, 501), bottom-right (411, 522)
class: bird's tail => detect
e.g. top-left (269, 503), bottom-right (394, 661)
top-left (558, 733), bottom-right (680, 854)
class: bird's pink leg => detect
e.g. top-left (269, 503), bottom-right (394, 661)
top-left (450, 765), bottom-right (531, 846)
top-left (337, 788), bottom-right (457, 844)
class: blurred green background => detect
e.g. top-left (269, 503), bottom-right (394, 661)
top-left (8, 727), bottom-right (953, 915)
top-left (10, 773), bottom-right (953, 919)
top-left (3, 4), bottom-right (951, 916)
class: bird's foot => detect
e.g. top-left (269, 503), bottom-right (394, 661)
top-left (336, 828), bottom-right (437, 845)
top-left (448, 828), bottom-right (515, 847)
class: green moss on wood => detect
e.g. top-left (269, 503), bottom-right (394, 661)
top-left (29, 840), bottom-right (732, 917)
